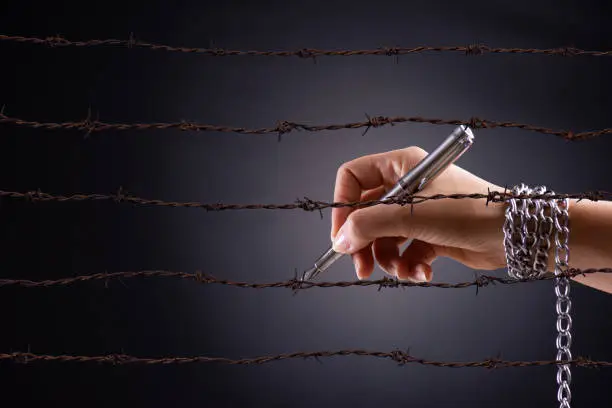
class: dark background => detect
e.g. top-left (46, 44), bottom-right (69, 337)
top-left (1, 0), bottom-right (611, 406)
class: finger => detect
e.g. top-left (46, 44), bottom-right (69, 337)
top-left (332, 185), bottom-right (384, 248)
top-left (331, 147), bottom-right (427, 241)
top-left (349, 188), bottom-right (382, 280)
top-left (352, 244), bottom-right (374, 280)
top-left (332, 203), bottom-right (408, 254)
top-left (396, 239), bottom-right (445, 282)
top-left (373, 237), bottom-right (408, 277)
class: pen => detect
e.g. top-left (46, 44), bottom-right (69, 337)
top-left (300, 124), bottom-right (475, 281)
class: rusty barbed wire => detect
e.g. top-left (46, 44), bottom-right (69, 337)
top-left (1, 268), bottom-right (610, 291)
top-left (2, 111), bottom-right (612, 140)
top-left (1, 350), bottom-right (610, 369)
top-left (1, 188), bottom-right (610, 213)
top-left (1, 34), bottom-right (612, 60)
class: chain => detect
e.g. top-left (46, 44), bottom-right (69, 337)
top-left (552, 197), bottom-right (572, 407)
top-left (503, 184), bottom-right (572, 407)
top-left (503, 184), bottom-right (555, 279)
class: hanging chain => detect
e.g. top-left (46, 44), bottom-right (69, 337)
top-left (503, 184), bottom-right (572, 407)
top-left (552, 196), bottom-right (571, 407)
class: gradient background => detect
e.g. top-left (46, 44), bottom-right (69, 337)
top-left (1, 0), bottom-right (611, 406)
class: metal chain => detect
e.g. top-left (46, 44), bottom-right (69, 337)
top-left (503, 184), bottom-right (554, 280)
top-left (503, 184), bottom-right (572, 407)
top-left (552, 197), bottom-right (571, 407)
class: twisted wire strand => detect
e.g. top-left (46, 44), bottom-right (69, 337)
top-left (1, 188), bottom-right (610, 212)
top-left (1, 112), bottom-right (611, 140)
top-left (1, 34), bottom-right (611, 59)
top-left (2, 350), bottom-right (610, 368)
top-left (1, 268), bottom-right (609, 291)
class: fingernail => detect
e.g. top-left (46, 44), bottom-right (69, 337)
top-left (333, 231), bottom-right (350, 253)
top-left (352, 257), bottom-right (362, 280)
top-left (414, 264), bottom-right (429, 282)
top-left (385, 262), bottom-right (397, 278)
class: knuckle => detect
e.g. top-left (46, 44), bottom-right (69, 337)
top-left (336, 161), bottom-right (354, 177)
top-left (337, 153), bottom-right (374, 178)
top-left (335, 162), bottom-right (355, 185)
top-left (403, 145), bottom-right (427, 159)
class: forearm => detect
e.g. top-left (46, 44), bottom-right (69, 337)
top-left (557, 200), bottom-right (612, 293)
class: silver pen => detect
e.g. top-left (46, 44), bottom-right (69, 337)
top-left (301, 125), bottom-right (475, 281)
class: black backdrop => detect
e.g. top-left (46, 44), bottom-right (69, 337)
top-left (1, 1), bottom-right (611, 407)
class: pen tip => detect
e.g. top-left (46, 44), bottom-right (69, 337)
top-left (301, 267), bottom-right (316, 282)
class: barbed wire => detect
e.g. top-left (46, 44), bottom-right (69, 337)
top-left (2, 32), bottom-right (612, 392)
top-left (1, 268), bottom-right (610, 292)
top-left (1, 350), bottom-right (610, 369)
top-left (2, 111), bottom-right (612, 140)
top-left (1, 34), bottom-right (611, 60)
top-left (1, 188), bottom-right (610, 214)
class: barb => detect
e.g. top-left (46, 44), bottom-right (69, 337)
top-left (1, 34), bottom-right (611, 59)
top-left (1, 111), bottom-right (611, 140)
top-left (1, 350), bottom-right (610, 368)
top-left (0, 188), bottom-right (610, 211)
top-left (1, 268), bottom-right (609, 289)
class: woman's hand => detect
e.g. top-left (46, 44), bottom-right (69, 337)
top-left (330, 146), bottom-right (507, 282)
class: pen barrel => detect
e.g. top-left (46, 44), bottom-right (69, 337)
top-left (384, 125), bottom-right (474, 200)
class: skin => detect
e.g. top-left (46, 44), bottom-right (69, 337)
top-left (330, 146), bottom-right (612, 294)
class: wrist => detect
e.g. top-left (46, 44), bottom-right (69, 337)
top-left (502, 184), bottom-right (570, 278)
top-left (555, 199), bottom-right (612, 272)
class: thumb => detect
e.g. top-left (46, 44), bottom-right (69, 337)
top-left (332, 204), bottom-right (408, 254)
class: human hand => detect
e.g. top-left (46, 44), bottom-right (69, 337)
top-left (330, 146), bottom-right (507, 282)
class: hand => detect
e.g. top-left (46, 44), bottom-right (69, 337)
top-left (330, 146), bottom-right (507, 282)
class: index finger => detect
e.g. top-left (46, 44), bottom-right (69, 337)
top-left (331, 150), bottom-right (405, 241)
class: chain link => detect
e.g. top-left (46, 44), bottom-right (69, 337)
top-left (552, 197), bottom-right (571, 408)
top-left (503, 184), bottom-right (555, 279)
top-left (503, 184), bottom-right (572, 407)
